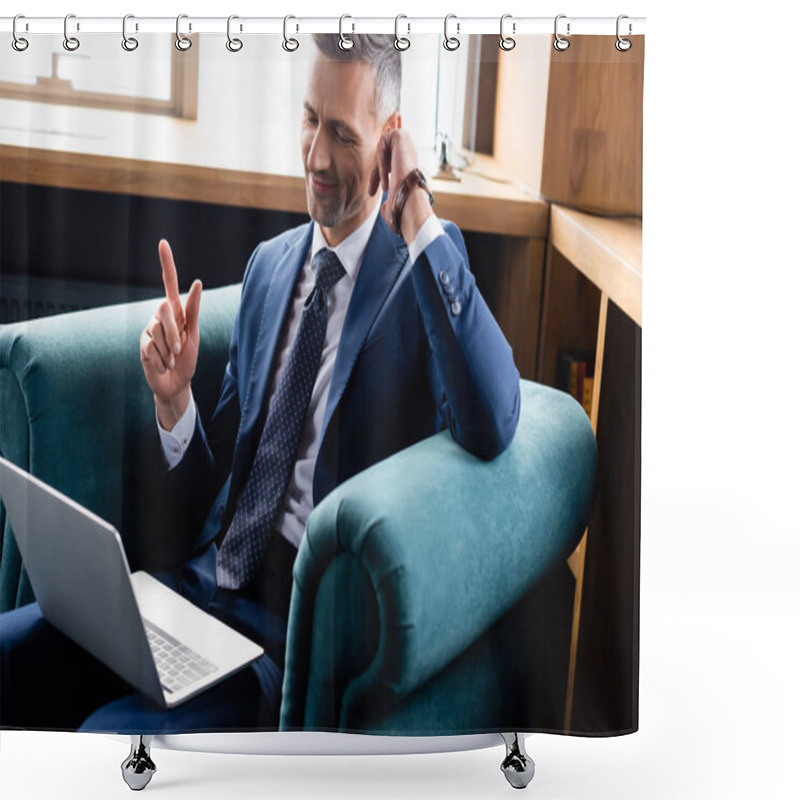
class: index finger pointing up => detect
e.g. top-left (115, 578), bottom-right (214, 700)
top-left (158, 239), bottom-right (183, 316)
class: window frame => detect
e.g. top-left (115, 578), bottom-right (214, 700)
top-left (0, 36), bottom-right (199, 120)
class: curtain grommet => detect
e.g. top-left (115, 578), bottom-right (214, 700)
top-left (394, 15), bottom-right (410, 51)
top-left (443, 14), bottom-right (460, 52)
top-left (615, 15), bottom-right (632, 52)
top-left (499, 14), bottom-right (516, 51)
top-left (282, 15), bottom-right (299, 52)
top-left (122, 14), bottom-right (139, 52)
top-left (63, 13), bottom-right (80, 52)
top-left (339, 14), bottom-right (354, 51)
top-left (226, 15), bottom-right (243, 52)
top-left (12, 14), bottom-right (29, 52)
top-left (175, 14), bottom-right (192, 51)
top-left (553, 14), bottom-right (570, 51)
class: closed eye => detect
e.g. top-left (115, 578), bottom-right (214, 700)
top-left (303, 102), bottom-right (318, 125)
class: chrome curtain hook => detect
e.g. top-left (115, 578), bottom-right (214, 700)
top-left (226, 14), bottom-right (243, 52)
top-left (282, 15), bottom-right (299, 52)
top-left (616, 14), bottom-right (632, 51)
top-left (63, 13), bottom-right (80, 51)
top-left (12, 14), bottom-right (29, 52)
top-left (394, 14), bottom-right (410, 51)
top-left (553, 14), bottom-right (570, 51)
top-left (443, 13), bottom-right (460, 51)
top-left (122, 14), bottom-right (138, 52)
top-left (339, 14), bottom-right (354, 50)
top-left (499, 14), bottom-right (516, 51)
top-left (175, 13), bottom-right (192, 51)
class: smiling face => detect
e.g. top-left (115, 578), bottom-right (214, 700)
top-left (302, 56), bottom-right (398, 246)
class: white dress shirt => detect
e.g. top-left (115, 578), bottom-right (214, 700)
top-left (158, 201), bottom-right (444, 548)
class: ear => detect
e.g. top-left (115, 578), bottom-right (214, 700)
top-left (384, 110), bottom-right (402, 133)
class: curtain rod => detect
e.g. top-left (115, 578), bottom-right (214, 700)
top-left (1, 16), bottom-right (646, 38)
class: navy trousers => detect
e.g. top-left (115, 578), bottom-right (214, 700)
top-left (0, 539), bottom-right (296, 734)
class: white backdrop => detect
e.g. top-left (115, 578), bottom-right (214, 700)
top-left (1, 1), bottom-right (798, 799)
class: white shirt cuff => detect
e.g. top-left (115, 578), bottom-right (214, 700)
top-left (408, 215), bottom-right (445, 264)
top-left (157, 393), bottom-right (197, 470)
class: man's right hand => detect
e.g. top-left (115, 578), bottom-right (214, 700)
top-left (139, 239), bottom-right (203, 431)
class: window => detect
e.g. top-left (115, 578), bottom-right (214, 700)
top-left (0, 34), bottom-right (198, 119)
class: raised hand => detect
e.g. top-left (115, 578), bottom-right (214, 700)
top-left (139, 239), bottom-right (202, 430)
top-left (368, 128), bottom-right (433, 243)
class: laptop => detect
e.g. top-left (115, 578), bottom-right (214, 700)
top-left (0, 456), bottom-right (264, 709)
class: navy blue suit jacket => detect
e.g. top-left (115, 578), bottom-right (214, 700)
top-left (146, 213), bottom-right (520, 586)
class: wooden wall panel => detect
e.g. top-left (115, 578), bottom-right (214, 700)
top-left (466, 233), bottom-right (546, 381)
top-left (541, 35), bottom-right (645, 216)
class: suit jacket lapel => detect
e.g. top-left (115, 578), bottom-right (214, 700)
top-left (231, 223), bottom-right (312, 498)
top-left (316, 215), bottom-right (408, 485)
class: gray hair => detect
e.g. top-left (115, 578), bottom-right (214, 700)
top-left (311, 34), bottom-right (401, 122)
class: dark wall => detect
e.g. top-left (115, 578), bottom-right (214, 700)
top-left (0, 182), bottom-right (308, 323)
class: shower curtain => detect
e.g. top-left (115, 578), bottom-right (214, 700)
top-left (0, 23), bottom-right (643, 739)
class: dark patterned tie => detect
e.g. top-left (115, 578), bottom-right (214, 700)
top-left (216, 248), bottom-right (346, 590)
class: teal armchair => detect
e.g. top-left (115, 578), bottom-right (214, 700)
top-left (0, 285), bottom-right (596, 739)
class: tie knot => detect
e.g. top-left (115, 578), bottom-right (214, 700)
top-left (313, 249), bottom-right (346, 296)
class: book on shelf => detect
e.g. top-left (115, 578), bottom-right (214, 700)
top-left (556, 349), bottom-right (595, 418)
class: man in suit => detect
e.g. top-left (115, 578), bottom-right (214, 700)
top-left (0, 33), bottom-right (519, 732)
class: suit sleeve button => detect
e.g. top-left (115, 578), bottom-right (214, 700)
top-left (450, 300), bottom-right (462, 316)
top-left (438, 270), bottom-right (450, 286)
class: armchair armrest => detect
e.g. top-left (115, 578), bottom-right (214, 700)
top-left (0, 285), bottom-right (240, 610)
top-left (280, 380), bottom-right (596, 731)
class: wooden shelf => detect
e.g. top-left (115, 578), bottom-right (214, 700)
top-left (549, 204), bottom-right (642, 327)
top-left (0, 145), bottom-right (548, 240)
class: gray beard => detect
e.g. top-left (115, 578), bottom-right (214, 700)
top-left (307, 187), bottom-right (363, 230)
top-left (312, 206), bottom-right (342, 228)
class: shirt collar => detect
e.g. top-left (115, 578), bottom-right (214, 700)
top-left (310, 195), bottom-right (382, 283)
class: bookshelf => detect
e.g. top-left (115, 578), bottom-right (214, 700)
top-left (538, 203), bottom-right (642, 734)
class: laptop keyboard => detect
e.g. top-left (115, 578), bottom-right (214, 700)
top-left (144, 619), bottom-right (218, 694)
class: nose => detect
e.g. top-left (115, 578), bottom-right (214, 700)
top-left (306, 126), bottom-right (331, 174)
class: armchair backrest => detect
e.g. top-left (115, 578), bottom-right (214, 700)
top-left (0, 285), bottom-right (241, 611)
